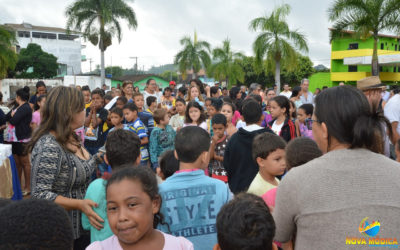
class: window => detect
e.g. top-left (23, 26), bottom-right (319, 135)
top-left (379, 66), bottom-right (383, 72)
top-left (17, 31), bottom-right (30, 38)
top-left (58, 34), bottom-right (79, 40)
top-left (348, 65), bottom-right (358, 72)
top-left (396, 45), bottom-right (398, 51)
top-left (381, 43), bottom-right (384, 50)
top-left (32, 32), bottom-right (56, 39)
top-left (348, 43), bottom-right (359, 50)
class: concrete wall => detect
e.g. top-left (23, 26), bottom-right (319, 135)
top-left (0, 79), bottom-right (63, 101)
top-left (64, 75), bottom-right (111, 91)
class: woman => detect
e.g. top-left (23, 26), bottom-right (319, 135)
top-left (121, 80), bottom-right (134, 102)
top-left (273, 86), bottom-right (400, 249)
top-left (290, 86), bottom-right (303, 109)
top-left (134, 86), bottom-right (140, 93)
top-left (29, 81), bottom-right (47, 109)
top-left (5, 86), bottom-right (32, 195)
top-left (29, 86), bottom-right (103, 249)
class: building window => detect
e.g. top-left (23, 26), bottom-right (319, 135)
top-left (17, 31), bottom-right (30, 38)
top-left (58, 34), bottom-right (79, 40)
top-left (379, 66), bottom-right (383, 72)
top-left (348, 65), bottom-right (358, 72)
top-left (348, 43), bottom-right (358, 50)
top-left (381, 43), bottom-right (384, 50)
top-left (396, 45), bottom-right (398, 51)
top-left (32, 32), bottom-right (57, 39)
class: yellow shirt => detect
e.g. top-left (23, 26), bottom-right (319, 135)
top-left (247, 173), bottom-right (280, 196)
top-left (85, 101), bottom-right (92, 110)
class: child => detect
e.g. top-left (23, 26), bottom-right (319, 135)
top-left (183, 101), bottom-right (208, 131)
top-left (109, 107), bottom-right (124, 131)
top-left (146, 96), bottom-right (158, 115)
top-left (133, 92), bottom-right (155, 135)
top-left (169, 98), bottom-right (186, 131)
top-left (160, 87), bottom-right (175, 111)
top-left (87, 167), bottom-right (193, 249)
top-left (186, 85), bottom-right (204, 106)
top-left (204, 98), bottom-right (213, 117)
top-left (177, 86), bottom-right (187, 99)
top-left (157, 150), bottom-right (180, 181)
top-left (115, 96), bottom-right (127, 110)
top-left (268, 96), bottom-right (296, 142)
top-left (209, 114), bottom-right (229, 183)
top-left (248, 94), bottom-right (273, 128)
top-left (221, 102), bottom-right (237, 138)
top-left (149, 109), bottom-right (176, 170)
top-left (224, 100), bottom-right (274, 194)
top-left (289, 100), bottom-right (297, 121)
top-left (215, 193), bottom-right (277, 250)
top-left (82, 85), bottom-right (91, 110)
top-left (82, 129), bottom-right (142, 243)
top-left (123, 102), bottom-right (149, 165)
top-left (31, 94), bottom-right (46, 131)
top-left (158, 126), bottom-right (231, 250)
top-left (247, 132), bottom-right (286, 196)
top-left (295, 104), bottom-right (314, 139)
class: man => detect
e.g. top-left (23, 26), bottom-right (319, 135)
top-left (240, 85), bottom-right (248, 99)
top-left (169, 81), bottom-right (178, 97)
top-left (384, 84), bottom-right (400, 150)
top-left (249, 83), bottom-right (261, 96)
top-left (143, 78), bottom-right (161, 109)
top-left (299, 78), bottom-right (314, 104)
top-left (280, 83), bottom-right (292, 99)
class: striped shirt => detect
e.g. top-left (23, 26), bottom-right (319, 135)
top-left (125, 118), bottom-right (149, 162)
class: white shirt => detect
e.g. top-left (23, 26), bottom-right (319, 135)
top-left (243, 124), bottom-right (263, 132)
top-left (280, 91), bottom-right (292, 99)
top-left (143, 91), bottom-right (162, 109)
top-left (384, 94), bottom-right (400, 136)
top-left (236, 120), bottom-right (247, 130)
top-left (300, 91), bottom-right (314, 104)
top-left (271, 120), bottom-right (284, 135)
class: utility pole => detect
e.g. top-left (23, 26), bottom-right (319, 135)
top-left (129, 57), bottom-right (138, 74)
top-left (88, 58), bottom-right (93, 72)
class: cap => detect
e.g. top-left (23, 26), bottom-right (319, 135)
top-left (356, 76), bottom-right (384, 90)
top-left (169, 81), bottom-right (176, 86)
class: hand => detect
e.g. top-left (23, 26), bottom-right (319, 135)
top-left (79, 199), bottom-right (104, 230)
top-left (212, 134), bottom-right (219, 144)
top-left (11, 109), bottom-right (17, 117)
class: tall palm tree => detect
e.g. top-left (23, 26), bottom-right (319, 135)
top-left (208, 39), bottom-right (245, 87)
top-left (249, 4), bottom-right (308, 93)
top-left (0, 25), bottom-right (17, 79)
top-left (174, 32), bottom-right (211, 79)
top-left (328, 0), bottom-right (400, 76)
top-left (66, 0), bottom-right (137, 85)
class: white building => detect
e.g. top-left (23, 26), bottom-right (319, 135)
top-left (64, 75), bottom-right (111, 91)
top-left (4, 22), bottom-right (83, 75)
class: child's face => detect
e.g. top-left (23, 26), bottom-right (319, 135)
top-left (107, 179), bottom-right (160, 247)
top-left (82, 91), bottom-right (91, 104)
top-left (259, 149), bottom-right (286, 177)
top-left (190, 87), bottom-right (199, 99)
top-left (175, 102), bottom-right (186, 114)
top-left (205, 101), bottom-right (212, 114)
top-left (221, 104), bottom-right (233, 122)
top-left (189, 107), bottom-right (201, 123)
top-left (110, 113), bottom-right (123, 127)
top-left (269, 100), bottom-right (285, 119)
top-left (297, 108), bottom-right (308, 123)
top-left (149, 102), bottom-right (157, 110)
top-left (38, 97), bottom-right (46, 109)
top-left (164, 90), bottom-right (171, 97)
top-left (208, 106), bottom-right (218, 117)
top-left (123, 109), bottom-right (137, 123)
top-left (91, 94), bottom-right (104, 109)
top-left (212, 123), bottom-right (226, 139)
top-left (116, 100), bottom-right (125, 110)
top-left (160, 114), bottom-right (170, 125)
top-left (133, 96), bottom-right (144, 110)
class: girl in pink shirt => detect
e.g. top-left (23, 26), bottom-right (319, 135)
top-left (30, 95), bottom-right (46, 131)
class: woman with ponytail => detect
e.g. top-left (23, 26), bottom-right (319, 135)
top-left (273, 86), bottom-right (400, 249)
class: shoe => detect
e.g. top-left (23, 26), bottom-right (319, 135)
top-left (22, 190), bottom-right (31, 196)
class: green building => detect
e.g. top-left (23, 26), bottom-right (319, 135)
top-left (116, 74), bottom-right (170, 91)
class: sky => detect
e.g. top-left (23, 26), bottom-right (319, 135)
top-left (0, 0), bottom-right (334, 73)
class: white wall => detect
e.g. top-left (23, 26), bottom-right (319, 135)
top-left (64, 75), bottom-right (111, 91)
top-left (0, 78), bottom-right (63, 101)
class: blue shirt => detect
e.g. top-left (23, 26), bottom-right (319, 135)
top-left (138, 110), bottom-right (155, 135)
top-left (158, 170), bottom-right (232, 250)
top-left (125, 118), bottom-right (149, 162)
top-left (149, 125), bottom-right (176, 167)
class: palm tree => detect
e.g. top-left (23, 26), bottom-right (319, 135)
top-left (208, 39), bottom-right (245, 87)
top-left (249, 4), bottom-right (308, 93)
top-left (66, 0), bottom-right (137, 85)
top-left (328, 0), bottom-right (400, 76)
top-left (0, 25), bottom-right (18, 79)
top-left (174, 32), bottom-right (211, 79)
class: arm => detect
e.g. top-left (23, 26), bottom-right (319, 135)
top-left (390, 122), bottom-right (399, 145)
top-left (82, 180), bottom-right (106, 230)
top-left (141, 136), bottom-right (149, 145)
top-left (295, 120), bottom-right (300, 137)
top-left (8, 104), bottom-right (31, 125)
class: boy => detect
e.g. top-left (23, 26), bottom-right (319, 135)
top-left (178, 86), bottom-right (187, 99)
top-left (209, 114), bottom-right (229, 183)
top-left (123, 102), bottom-right (149, 164)
top-left (82, 129), bottom-right (142, 242)
top-left (149, 109), bottom-right (176, 170)
top-left (157, 150), bottom-right (180, 180)
top-left (169, 98), bottom-right (186, 131)
top-left (247, 132), bottom-right (286, 196)
top-left (207, 98), bottom-right (223, 134)
top-left (214, 193), bottom-right (277, 250)
top-left (133, 92), bottom-right (155, 135)
top-left (146, 96), bottom-right (158, 115)
top-left (224, 99), bottom-right (274, 194)
top-left (158, 126), bottom-right (231, 250)
top-left (82, 85), bottom-right (91, 110)
top-left (109, 107), bottom-right (124, 131)
top-left (210, 86), bottom-right (220, 98)
top-left (115, 96), bottom-right (127, 110)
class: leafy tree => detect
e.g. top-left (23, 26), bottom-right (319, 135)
top-left (208, 39), bottom-right (245, 87)
top-left (174, 31), bottom-right (211, 79)
top-left (328, 0), bottom-right (400, 76)
top-left (105, 66), bottom-right (124, 78)
top-left (236, 56), bottom-right (272, 87)
top-left (0, 25), bottom-right (18, 79)
top-left (281, 55), bottom-right (315, 85)
top-left (15, 43), bottom-right (58, 78)
top-left (249, 4), bottom-right (308, 93)
top-left (66, 0), bottom-right (138, 85)
top-left (160, 70), bottom-right (178, 81)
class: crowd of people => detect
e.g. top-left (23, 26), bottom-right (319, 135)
top-left (1, 76), bottom-right (400, 250)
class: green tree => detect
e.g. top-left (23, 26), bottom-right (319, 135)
top-left (105, 66), bottom-right (124, 78)
top-left (66, 0), bottom-right (138, 84)
top-left (0, 25), bottom-right (18, 79)
top-left (236, 56), bottom-right (272, 87)
top-left (249, 4), bottom-right (308, 93)
top-left (15, 43), bottom-right (58, 78)
top-left (208, 39), bottom-right (245, 87)
top-left (160, 70), bottom-right (178, 81)
top-left (281, 55), bottom-right (315, 85)
top-left (174, 31), bottom-right (211, 79)
top-left (328, 0), bottom-right (400, 76)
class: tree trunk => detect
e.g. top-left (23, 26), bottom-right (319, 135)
top-left (100, 49), bottom-right (105, 86)
top-left (275, 60), bottom-right (281, 94)
top-left (192, 66), bottom-right (196, 79)
top-left (372, 36), bottom-right (379, 76)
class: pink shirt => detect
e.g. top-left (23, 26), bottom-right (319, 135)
top-left (232, 110), bottom-right (241, 126)
top-left (86, 231), bottom-right (193, 250)
top-left (262, 187), bottom-right (277, 208)
top-left (31, 111), bottom-right (41, 126)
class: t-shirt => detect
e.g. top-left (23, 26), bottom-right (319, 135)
top-left (29, 95), bottom-right (38, 105)
top-left (271, 120), bottom-right (284, 136)
top-left (183, 121), bottom-right (208, 132)
top-left (138, 110), bottom-right (155, 135)
top-left (125, 118), bottom-right (149, 162)
top-left (384, 94), bottom-right (400, 136)
top-left (31, 110), bottom-right (41, 126)
top-left (247, 173), bottom-right (279, 196)
top-left (143, 91), bottom-right (162, 109)
top-left (84, 107), bottom-right (108, 148)
top-left (86, 231), bottom-right (194, 250)
top-left (149, 125), bottom-right (176, 168)
top-left (262, 187), bottom-right (277, 208)
top-left (280, 91), bottom-right (292, 99)
top-left (211, 135), bottom-right (229, 182)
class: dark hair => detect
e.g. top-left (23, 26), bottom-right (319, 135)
top-left (222, 102), bottom-right (236, 113)
top-left (242, 99), bottom-right (262, 124)
top-left (212, 113), bottom-right (227, 126)
top-left (175, 97), bottom-right (186, 106)
top-left (289, 100), bottom-right (297, 119)
top-left (222, 87), bottom-right (228, 91)
top-left (36, 81), bottom-right (46, 89)
top-left (315, 85), bottom-right (391, 154)
top-left (0, 199), bottom-right (73, 250)
top-left (185, 101), bottom-right (207, 125)
top-left (106, 167), bottom-right (167, 229)
top-left (290, 86), bottom-right (301, 98)
top-left (81, 85), bottom-right (91, 92)
top-left (153, 108), bottom-right (168, 124)
top-left (146, 78), bottom-right (155, 85)
top-left (210, 98), bottom-right (223, 111)
top-left (178, 87), bottom-right (187, 96)
top-left (229, 86), bottom-right (241, 100)
top-left (91, 88), bottom-right (105, 98)
top-left (175, 126), bottom-right (210, 163)
top-left (190, 79), bottom-right (205, 94)
top-left (163, 87), bottom-right (172, 95)
top-left (159, 150), bottom-right (180, 179)
top-left (105, 129), bottom-right (141, 168)
top-left (110, 107), bottom-right (123, 118)
top-left (16, 86), bottom-right (30, 102)
top-left (252, 132), bottom-right (286, 161)
top-left (104, 94), bottom-right (113, 101)
top-left (123, 102), bottom-right (138, 112)
top-left (216, 193), bottom-right (275, 250)
top-left (116, 96), bottom-right (128, 105)
top-left (34, 94), bottom-right (46, 111)
top-left (299, 103), bottom-right (314, 116)
top-left (146, 96), bottom-right (157, 107)
top-left (265, 88), bottom-right (275, 96)
top-left (210, 86), bottom-right (219, 95)
top-left (222, 96), bottom-right (233, 103)
top-left (286, 137), bottom-right (322, 170)
top-left (271, 96), bottom-right (290, 117)
top-left (322, 86), bottom-right (328, 90)
top-left (248, 93), bottom-right (262, 106)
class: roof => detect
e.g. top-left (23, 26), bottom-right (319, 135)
top-left (329, 28), bottom-right (400, 39)
top-left (3, 23), bottom-right (79, 34)
top-left (117, 74), bottom-right (166, 83)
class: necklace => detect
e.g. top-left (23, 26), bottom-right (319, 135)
top-left (71, 140), bottom-right (85, 156)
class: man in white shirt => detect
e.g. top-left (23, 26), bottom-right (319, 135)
top-left (384, 91), bottom-right (400, 145)
top-left (143, 78), bottom-right (162, 109)
top-left (280, 83), bottom-right (292, 99)
top-left (299, 78), bottom-right (314, 104)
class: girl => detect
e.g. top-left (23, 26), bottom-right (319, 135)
top-left (290, 86), bottom-right (303, 109)
top-left (289, 100), bottom-right (297, 121)
top-left (134, 86), bottom-right (140, 93)
top-left (268, 96), bottom-right (296, 142)
top-left (295, 104), bottom-right (314, 139)
top-left (221, 102), bottom-right (237, 138)
top-left (183, 101), bottom-right (207, 131)
top-left (169, 98), bottom-right (186, 131)
top-left (31, 94), bottom-right (46, 131)
top-left (87, 167), bottom-right (193, 249)
top-left (186, 86), bottom-right (204, 106)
